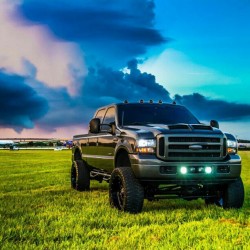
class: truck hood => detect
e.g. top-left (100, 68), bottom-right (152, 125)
top-left (120, 123), bottom-right (223, 139)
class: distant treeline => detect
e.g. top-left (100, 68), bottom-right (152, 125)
top-left (238, 139), bottom-right (250, 143)
top-left (15, 141), bottom-right (64, 148)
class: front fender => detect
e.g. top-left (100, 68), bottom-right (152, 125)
top-left (115, 136), bottom-right (135, 155)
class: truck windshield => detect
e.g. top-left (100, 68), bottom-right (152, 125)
top-left (117, 104), bottom-right (199, 126)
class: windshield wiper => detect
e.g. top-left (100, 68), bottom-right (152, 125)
top-left (127, 122), bottom-right (148, 125)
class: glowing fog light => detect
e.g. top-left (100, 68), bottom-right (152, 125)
top-left (205, 166), bottom-right (212, 174)
top-left (180, 166), bottom-right (187, 174)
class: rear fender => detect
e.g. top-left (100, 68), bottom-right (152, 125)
top-left (72, 146), bottom-right (83, 162)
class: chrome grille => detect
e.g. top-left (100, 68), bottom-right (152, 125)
top-left (157, 134), bottom-right (226, 161)
top-left (168, 137), bottom-right (220, 143)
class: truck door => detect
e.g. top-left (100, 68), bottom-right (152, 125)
top-left (96, 106), bottom-right (116, 172)
top-left (83, 108), bottom-right (106, 168)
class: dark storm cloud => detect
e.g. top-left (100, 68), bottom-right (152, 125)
top-left (0, 69), bottom-right (49, 132)
top-left (1, 61), bottom-right (250, 133)
top-left (38, 68), bottom-right (250, 130)
top-left (175, 93), bottom-right (250, 121)
top-left (17, 0), bottom-right (167, 66)
top-left (82, 59), bottom-right (172, 110)
top-left (32, 59), bottom-right (172, 130)
top-left (0, 59), bottom-right (171, 132)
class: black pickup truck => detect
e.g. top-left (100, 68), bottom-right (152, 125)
top-left (71, 101), bottom-right (244, 213)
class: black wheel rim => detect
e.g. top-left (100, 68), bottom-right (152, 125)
top-left (111, 174), bottom-right (125, 210)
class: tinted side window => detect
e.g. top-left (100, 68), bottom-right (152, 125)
top-left (102, 107), bottom-right (115, 131)
top-left (103, 107), bottom-right (115, 124)
top-left (95, 109), bottom-right (106, 123)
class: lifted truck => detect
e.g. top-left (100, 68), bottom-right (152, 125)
top-left (71, 101), bottom-right (244, 213)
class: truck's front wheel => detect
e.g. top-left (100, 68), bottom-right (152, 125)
top-left (109, 167), bottom-right (144, 214)
top-left (71, 160), bottom-right (90, 191)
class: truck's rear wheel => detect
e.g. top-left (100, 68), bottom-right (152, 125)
top-left (109, 167), bottom-right (144, 214)
top-left (71, 160), bottom-right (90, 191)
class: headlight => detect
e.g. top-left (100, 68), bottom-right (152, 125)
top-left (227, 139), bottom-right (237, 154)
top-left (137, 139), bottom-right (156, 147)
top-left (136, 139), bottom-right (156, 153)
top-left (227, 140), bottom-right (237, 148)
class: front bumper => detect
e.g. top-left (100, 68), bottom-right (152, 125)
top-left (129, 153), bottom-right (241, 185)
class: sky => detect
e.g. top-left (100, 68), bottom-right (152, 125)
top-left (0, 0), bottom-right (250, 139)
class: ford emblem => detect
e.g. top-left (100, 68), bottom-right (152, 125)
top-left (189, 145), bottom-right (203, 150)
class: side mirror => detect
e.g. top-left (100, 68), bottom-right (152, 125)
top-left (210, 120), bottom-right (219, 129)
top-left (89, 118), bottom-right (100, 133)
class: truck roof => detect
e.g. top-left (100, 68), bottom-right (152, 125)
top-left (96, 101), bottom-right (183, 111)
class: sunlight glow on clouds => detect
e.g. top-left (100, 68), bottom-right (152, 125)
top-left (139, 49), bottom-right (240, 100)
top-left (0, 125), bottom-right (88, 139)
top-left (0, 0), bottom-right (85, 94)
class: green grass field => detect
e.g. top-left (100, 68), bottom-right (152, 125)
top-left (0, 150), bottom-right (249, 250)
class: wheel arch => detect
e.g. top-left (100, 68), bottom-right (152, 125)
top-left (73, 146), bottom-right (82, 161)
top-left (115, 147), bottom-right (131, 168)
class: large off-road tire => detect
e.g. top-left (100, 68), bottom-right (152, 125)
top-left (71, 160), bottom-right (90, 191)
top-left (109, 167), bottom-right (144, 214)
top-left (223, 177), bottom-right (244, 209)
top-left (205, 178), bottom-right (244, 209)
